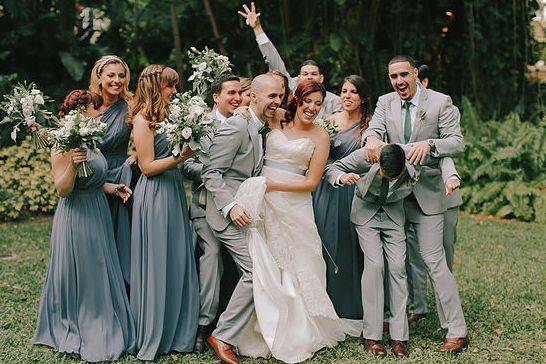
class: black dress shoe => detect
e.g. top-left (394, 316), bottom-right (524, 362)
top-left (194, 325), bottom-right (208, 352)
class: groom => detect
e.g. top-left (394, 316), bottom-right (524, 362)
top-left (201, 74), bottom-right (282, 364)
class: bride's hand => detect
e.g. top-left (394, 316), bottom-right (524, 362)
top-left (265, 177), bottom-right (276, 192)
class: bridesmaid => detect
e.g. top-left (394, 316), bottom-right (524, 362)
top-left (128, 65), bottom-right (199, 360)
top-left (313, 75), bottom-right (371, 319)
top-left (89, 55), bottom-right (135, 285)
top-left (33, 90), bottom-right (135, 362)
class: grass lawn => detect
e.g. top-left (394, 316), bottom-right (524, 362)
top-left (0, 214), bottom-right (544, 363)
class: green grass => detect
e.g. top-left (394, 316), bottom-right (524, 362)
top-left (0, 214), bottom-right (545, 363)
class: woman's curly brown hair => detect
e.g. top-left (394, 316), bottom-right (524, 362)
top-left (58, 89), bottom-right (103, 117)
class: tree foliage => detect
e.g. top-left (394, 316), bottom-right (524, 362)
top-left (0, 0), bottom-right (542, 120)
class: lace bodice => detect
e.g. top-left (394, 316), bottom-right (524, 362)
top-left (264, 129), bottom-right (315, 171)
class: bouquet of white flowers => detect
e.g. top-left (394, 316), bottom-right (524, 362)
top-left (314, 117), bottom-right (340, 146)
top-left (0, 82), bottom-right (54, 148)
top-left (48, 109), bottom-right (107, 177)
top-left (158, 92), bottom-right (213, 157)
top-left (187, 47), bottom-right (232, 96)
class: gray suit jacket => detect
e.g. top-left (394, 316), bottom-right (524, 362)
top-left (362, 87), bottom-right (464, 215)
top-left (201, 114), bottom-right (263, 231)
top-left (440, 156), bottom-right (463, 209)
top-left (327, 148), bottom-right (418, 227)
top-left (180, 113), bottom-right (221, 219)
top-left (256, 32), bottom-right (342, 117)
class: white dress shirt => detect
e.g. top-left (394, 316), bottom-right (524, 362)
top-left (401, 85), bottom-right (421, 134)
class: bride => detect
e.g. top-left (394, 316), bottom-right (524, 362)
top-left (236, 80), bottom-right (361, 363)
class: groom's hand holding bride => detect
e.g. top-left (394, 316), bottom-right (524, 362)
top-left (229, 204), bottom-right (252, 227)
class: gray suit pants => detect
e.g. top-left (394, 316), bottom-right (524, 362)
top-left (356, 210), bottom-right (409, 341)
top-left (194, 216), bottom-right (223, 326)
top-left (405, 200), bottom-right (466, 338)
top-left (210, 223), bottom-right (254, 345)
top-left (407, 207), bottom-right (458, 319)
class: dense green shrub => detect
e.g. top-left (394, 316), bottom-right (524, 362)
top-left (0, 137), bottom-right (57, 220)
top-left (458, 99), bottom-right (546, 223)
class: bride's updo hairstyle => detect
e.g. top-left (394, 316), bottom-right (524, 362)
top-left (283, 80), bottom-right (325, 126)
top-left (128, 64), bottom-right (179, 129)
top-left (59, 89), bottom-right (103, 117)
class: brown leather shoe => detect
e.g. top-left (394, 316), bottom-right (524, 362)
top-left (439, 337), bottom-right (468, 353)
top-left (391, 340), bottom-right (409, 357)
top-left (408, 313), bottom-right (426, 325)
top-left (207, 335), bottom-right (239, 364)
top-left (363, 339), bottom-right (387, 357)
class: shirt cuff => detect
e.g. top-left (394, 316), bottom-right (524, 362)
top-left (447, 175), bottom-right (460, 181)
top-left (335, 174), bottom-right (344, 187)
top-left (221, 201), bottom-right (237, 218)
top-left (255, 32), bottom-right (270, 45)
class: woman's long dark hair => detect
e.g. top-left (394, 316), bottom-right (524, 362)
top-left (340, 75), bottom-right (371, 134)
top-left (283, 80), bottom-right (326, 126)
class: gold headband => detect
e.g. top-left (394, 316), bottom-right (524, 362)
top-left (96, 55), bottom-right (124, 76)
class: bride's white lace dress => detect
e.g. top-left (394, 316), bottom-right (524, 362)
top-left (235, 129), bottom-right (361, 363)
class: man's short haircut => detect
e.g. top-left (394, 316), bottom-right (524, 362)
top-left (300, 59), bottom-right (321, 74)
top-left (210, 75), bottom-right (240, 96)
top-left (388, 55), bottom-right (417, 69)
top-left (380, 144), bottom-right (406, 178)
top-left (418, 64), bottom-right (430, 82)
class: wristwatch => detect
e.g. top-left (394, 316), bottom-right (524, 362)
top-left (427, 139), bottom-right (436, 153)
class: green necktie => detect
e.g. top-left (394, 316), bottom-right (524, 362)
top-left (403, 101), bottom-right (412, 143)
top-left (377, 177), bottom-right (390, 206)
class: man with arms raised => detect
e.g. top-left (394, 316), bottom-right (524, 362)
top-left (239, 2), bottom-right (341, 118)
top-left (202, 74), bottom-right (282, 364)
top-left (363, 55), bottom-right (468, 353)
top-left (181, 75), bottom-right (242, 352)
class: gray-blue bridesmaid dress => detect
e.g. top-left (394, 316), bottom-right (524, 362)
top-left (99, 99), bottom-right (133, 283)
top-left (313, 121), bottom-right (364, 319)
top-left (130, 132), bottom-right (199, 360)
top-left (33, 149), bottom-right (136, 362)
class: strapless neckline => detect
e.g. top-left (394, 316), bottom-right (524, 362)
top-left (270, 128), bottom-right (314, 146)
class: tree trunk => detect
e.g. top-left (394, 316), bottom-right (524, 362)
top-left (170, 4), bottom-right (184, 88)
top-left (202, 0), bottom-right (227, 55)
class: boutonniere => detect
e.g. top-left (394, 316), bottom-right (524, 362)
top-left (417, 109), bottom-right (426, 121)
top-left (258, 124), bottom-right (271, 135)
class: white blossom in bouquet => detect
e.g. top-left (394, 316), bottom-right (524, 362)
top-left (48, 109), bottom-right (107, 177)
top-left (187, 47), bottom-right (232, 96)
top-left (0, 82), bottom-right (54, 148)
top-left (158, 91), bottom-right (213, 157)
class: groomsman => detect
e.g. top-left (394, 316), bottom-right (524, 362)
top-left (327, 144), bottom-right (417, 357)
top-left (181, 75), bottom-right (242, 352)
top-left (363, 55), bottom-right (468, 353)
top-left (406, 64), bottom-right (464, 323)
top-left (202, 74), bottom-right (282, 364)
top-left (238, 2), bottom-right (342, 118)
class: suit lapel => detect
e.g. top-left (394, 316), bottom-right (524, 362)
top-left (246, 116), bottom-right (261, 173)
top-left (390, 98), bottom-right (404, 144)
top-left (358, 163), bottom-right (381, 195)
top-left (409, 87), bottom-right (429, 143)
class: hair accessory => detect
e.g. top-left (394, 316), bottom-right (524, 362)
top-left (96, 55), bottom-right (123, 75)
